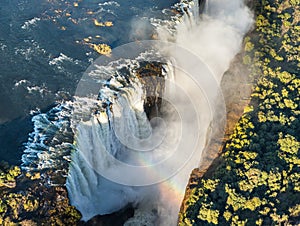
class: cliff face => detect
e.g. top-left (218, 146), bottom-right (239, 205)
top-left (0, 61), bottom-right (166, 225)
top-left (179, 0), bottom-right (300, 225)
top-left (198, 0), bottom-right (206, 13)
top-left (179, 38), bottom-right (254, 226)
top-left (136, 62), bottom-right (165, 119)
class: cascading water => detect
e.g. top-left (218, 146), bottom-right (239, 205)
top-left (67, 60), bottom-right (166, 221)
top-left (66, 0), bottom-right (253, 225)
top-left (21, 103), bottom-right (74, 184)
top-left (66, 49), bottom-right (205, 224)
top-left (21, 0), bottom-right (254, 224)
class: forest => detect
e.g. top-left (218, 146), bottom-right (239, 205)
top-left (179, 0), bottom-right (300, 225)
top-left (0, 0), bottom-right (299, 225)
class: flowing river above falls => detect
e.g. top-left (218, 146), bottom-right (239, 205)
top-left (11, 0), bottom-right (254, 225)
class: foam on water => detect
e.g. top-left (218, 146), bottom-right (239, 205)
top-left (21, 0), bottom-right (253, 224)
top-left (21, 17), bottom-right (41, 30)
top-left (22, 103), bottom-right (74, 180)
top-left (66, 59), bottom-right (159, 220)
top-left (15, 80), bottom-right (29, 87)
top-left (49, 53), bottom-right (80, 72)
top-left (14, 39), bottom-right (47, 61)
top-left (0, 43), bottom-right (7, 51)
top-left (66, 0), bottom-right (253, 225)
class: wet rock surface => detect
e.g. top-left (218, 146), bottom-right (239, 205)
top-left (136, 61), bottom-right (165, 119)
top-left (0, 61), bottom-right (166, 225)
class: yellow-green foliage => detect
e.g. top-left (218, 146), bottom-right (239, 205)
top-left (0, 163), bottom-right (81, 225)
top-left (1, 193), bottom-right (39, 220)
top-left (198, 204), bottom-right (219, 225)
top-left (0, 166), bottom-right (21, 188)
top-left (179, 0), bottom-right (300, 225)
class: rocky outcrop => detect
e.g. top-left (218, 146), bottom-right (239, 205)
top-left (136, 61), bottom-right (165, 119)
top-left (198, 0), bottom-right (206, 13)
top-left (79, 207), bottom-right (134, 226)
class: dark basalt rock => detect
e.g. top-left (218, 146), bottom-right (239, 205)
top-left (79, 206), bottom-right (134, 226)
top-left (136, 61), bottom-right (165, 119)
top-left (198, 0), bottom-right (206, 13)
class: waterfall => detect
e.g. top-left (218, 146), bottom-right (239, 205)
top-left (66, 53), bottom-right (206, 224)
top-left (18, 0), bottom-right (254, 224)
top-left (21, 103), bottom-right (74, 185)
top-left (66, 0), bottom-right (254, 224)
top-left (67, 111), bottom-right (146, 220)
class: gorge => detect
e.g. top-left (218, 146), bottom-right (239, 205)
top-left (66, 0), bottom-right (253, 224)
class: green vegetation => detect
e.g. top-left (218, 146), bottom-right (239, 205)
top-left (0, 163), bottom-right (81, 225)
top-left (179, 0), bottom-right (300, 225)
top-left (0, 163), bottom-right (21, 189)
